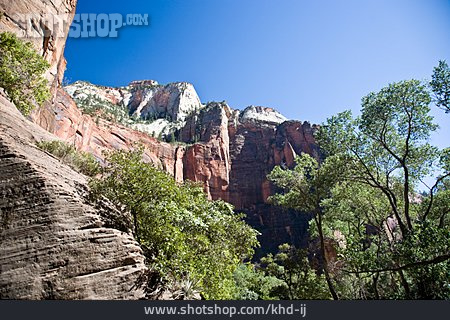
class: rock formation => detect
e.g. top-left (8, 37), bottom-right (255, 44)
top-left (35, 81), bottom-right (320, 257)
top-left (1, 2), bottom-right (321, 294)
top-left (0, 92), bottom-right (147, 299)
top-left (33, 88), bottom-right (186, 182)
top-left (0, 0), bottom-right (77, 91)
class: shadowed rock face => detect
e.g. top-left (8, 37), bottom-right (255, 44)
top-left (227, 115), bottom-right (319, 257)
top-left (0, 93), bottom-right (147, 299)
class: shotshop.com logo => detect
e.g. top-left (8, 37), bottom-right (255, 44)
top-left (8, 13), bottom-right (150, 39)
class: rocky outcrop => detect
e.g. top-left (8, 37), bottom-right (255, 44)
top-left (0, 0), bottom-right (77, 91)
top-left (181, 102), bottom-right (232, 201)
top-left (240, 105), bottom-right (288, 125)
top-left (0, 92), bottom-right (147, 299)
top-left (128, 81), bottom-right (202, 121)
top-left (227, 113), bottom-right (319, 256)
top-left (37, 86), bottom-right (233, 201)
top-left (34, 88), bottom-right (186, 182)
top-left (63, 80), bottom-right (203, 138)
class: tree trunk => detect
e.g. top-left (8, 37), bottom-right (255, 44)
top-left (315, 213), bottom-right (339, 300)
top-left (397, 270), bottom-right (411, 299)
top-left (373, 272), bottom-right (380, 299)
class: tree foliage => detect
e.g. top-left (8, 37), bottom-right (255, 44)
top-left (268, 153), bottom-right (343, 299)
top-left (260, 244), bottom-right (331, 299)
top-left (0, 32), bottom-right (50, 115)
top-left (232, 264), bottom-right (284, 300)
top-left (431, 60), bottom-right (450, 113)
top-left (269, 76), bottom-right (449, 299)
top-left (232, 244), bottom-right (331, 300)
top-left (89, 148), bottom-right (259, 299)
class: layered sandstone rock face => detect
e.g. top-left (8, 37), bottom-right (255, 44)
top-left (0, 92), bottom-right (147, 299)
top-left (0, 0), bottom-right (149, 299)
top-left (35, 81), bottom-right (320, 256)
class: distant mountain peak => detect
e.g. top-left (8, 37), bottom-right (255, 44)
top-left (240, 105), bottom-right (288, 124)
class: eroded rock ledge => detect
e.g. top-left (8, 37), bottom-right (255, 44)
top-left (0, 93), bottom-right (147, 299)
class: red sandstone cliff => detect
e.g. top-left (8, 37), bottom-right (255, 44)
top-left (0, 0), bottom-right (320, 299)
top-left (32, 82), bottom-right (320, 255)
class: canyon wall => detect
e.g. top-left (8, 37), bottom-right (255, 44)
top-left (0, 0), bottom-right (149, 299)
top-left (36, 82), bottom-right (320, 256)
top-left (0, 0), bottom-right (77, 91)
top-left (0, 91), bottom-right (147, 299)
top-left (0, 0), bottom-right (320, 268)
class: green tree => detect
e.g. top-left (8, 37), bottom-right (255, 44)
top-left (232, 264), bottom-right (284, 300)
top-left (431, 60), bottom-right (450, 113)
top-left (89, 148), bottom-right (259, 299)
top-left (168, 131), bottom-right (176, 143)
top-left (269, 78), bottom-right (449, 299)
top-left (315, 79), bottom-right (449, 298)
top-left (319, 80), bottom-right (441, 237)
top-left (268, 153), bottom-right (343, 299)
top-left (0, 32), bottom-right (50, 115)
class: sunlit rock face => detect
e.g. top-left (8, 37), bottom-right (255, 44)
top-left (34, 88), bottom-right (187, 182)
top-left (0, 0), bottom-right (78, 91)
top-left (63, 80), bottom-right (203, 138)
top-left (240, 105), bottom-right (288, 125)
top-left (36, 80), bottom-right (320, 257)
top-left (128, 81), bottom-right (202, 121)
top-left (0, 0), bottom-right (321, 261)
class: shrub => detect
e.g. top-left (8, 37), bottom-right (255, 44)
top-left (89, 148), bottom-right (260, 299)
top-left (0, 32), bottom-right (50, 115)
top-left (36, 140), bottom-right (100, 177)
top-left (232, 264), bottom-right (285, 300)
top-left (260, 244), bottom-right (332, 299)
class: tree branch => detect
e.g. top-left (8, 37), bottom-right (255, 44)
top-left (423, 171), bottom-right (450, 221)
top-left (343, 254), bottom-right (450, 274)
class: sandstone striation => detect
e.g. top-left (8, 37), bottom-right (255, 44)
top-left (0, 92), bottom-right (147, 299)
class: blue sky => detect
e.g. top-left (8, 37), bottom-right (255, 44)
top-left (65, 0), bottom-right (450, 149)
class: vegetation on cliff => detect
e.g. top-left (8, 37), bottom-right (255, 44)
top-left (37, 140), bottom-right (101, 177)
top-left (88, 148), bottom-right (259, 299)
top-left (0, 32), bottom-right (50, 115)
